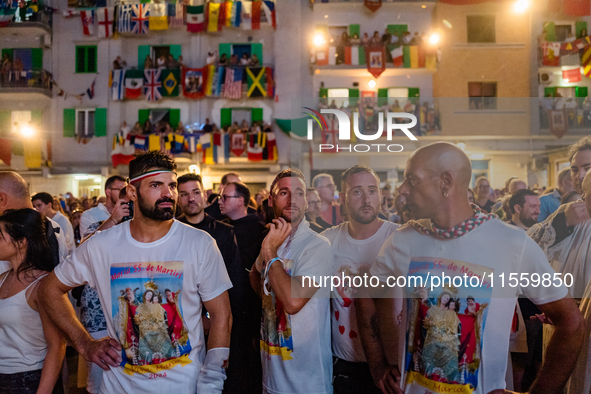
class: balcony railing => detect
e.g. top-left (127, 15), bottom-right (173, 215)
top-left (8, 6), bottom-right (53, 31)
top-left (0, 69), bottom-right (53, 96)
top-left (539, 102), bottom-right (591, 136)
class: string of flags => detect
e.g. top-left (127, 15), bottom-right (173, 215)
top-left (54, 77), bottom-right (97, 102)
top-left (110, 66), bottom-right (274, 101)
top-left (68, 0), bottom-right (276, 38)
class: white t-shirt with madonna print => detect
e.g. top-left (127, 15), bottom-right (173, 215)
top-left (370, 219), bottom-right (567, 394)
top-left (54, 220), bottom-right (232, 393)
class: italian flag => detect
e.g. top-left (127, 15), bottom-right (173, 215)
top-left (0, 8), bottom-right (16, 27)
top-left (344, 46), bottom-right (363, 65)
top-left (187, 5), bottom-right (205, 33)
top-left (390, 46), bottom-right (403, 67)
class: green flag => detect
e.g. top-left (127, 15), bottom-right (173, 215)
top-left (246, 67), bottom-right (266, 98)
top-left (161, 69), bottom-right (180, 97)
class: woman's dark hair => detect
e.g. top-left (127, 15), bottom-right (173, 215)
top-left (0, 208), bottom-right (53, 276)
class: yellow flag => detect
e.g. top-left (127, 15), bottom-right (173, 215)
top-left (148, 134), bottom-right (161, 151)
top-left (410, 46), bottom-right (419, 69)
top-left (207, 3), bottom-right (220, 32)
top-left (24, 139), bottom-right (42, 168)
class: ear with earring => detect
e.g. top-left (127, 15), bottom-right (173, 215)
top-left (443, 190), bottom-right (448, 197)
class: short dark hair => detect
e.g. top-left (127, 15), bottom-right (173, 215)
top-left (226, 182), bottom-right (251, 206)
top-left (178, 173), bottom-right (203, 187)
top-left (119, 186), bottom-right (128, 199)
top-left (341, 165), bottom-right (380, 193)
top-left (221, 172), bottom-right (240, 186)
top-left (129, 151), bottom-right (176, 185)
top-left (568, 135), bottom-right (591, 162)
top-left (270, 169), bottom-right (306, 195)
top-left (105, 175), bottom-right (126, 192)
top-left (509, 189), bottom-right (538, 214)
top-left (207, 193), bottom-right (219, 204)
top-left (31, 192), bottom-right (53, 206)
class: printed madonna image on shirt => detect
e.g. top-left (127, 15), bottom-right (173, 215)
top-left (404, 257), bottom-right (492, 394)
top-left (111, 261), bottom-right (191, 375)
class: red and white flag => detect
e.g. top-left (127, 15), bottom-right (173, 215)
top-left (80, 10), bottom-right (95, 36)
top-left (223, 67), bottom-right (243, 99)
top-left (97, 7), bottom-right (113, 38)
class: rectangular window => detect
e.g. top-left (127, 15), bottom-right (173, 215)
top-left (76, 109), bottom-right (96, 136)
top-left (469, 82), bottom-right (497, 109)
top-left (467, 15), bottom-right (495, 43)
top-left (75, 46), bottom-right (97, 73)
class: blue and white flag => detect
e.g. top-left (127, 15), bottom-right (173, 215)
top-left (111, 69), bottom-right (125, 100)
top-left (118, 4), bottom-right (133, 33)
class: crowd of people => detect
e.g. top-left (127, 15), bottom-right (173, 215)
top-left (0, 53), bottom-right (53, 89)
top-left (2, 136), bottom-right (591, 393)
top-left (205, 51), bottom-right (261, 67)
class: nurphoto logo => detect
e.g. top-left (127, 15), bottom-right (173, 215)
top-left (303, 107), bottom-right (418, 153)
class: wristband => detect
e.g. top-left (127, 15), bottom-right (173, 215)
top-left (262, 257), bottom-right (282, 280)
top-left (263, 257), bottom-right (283, 296)
top-left (197, 347), bottom-right (229, 394)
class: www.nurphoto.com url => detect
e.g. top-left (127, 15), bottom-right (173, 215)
top-left (302, 272), bottom-right (574, 293)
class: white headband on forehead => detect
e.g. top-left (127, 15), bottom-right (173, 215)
top-left (129, 169), bottom-right (176, 184)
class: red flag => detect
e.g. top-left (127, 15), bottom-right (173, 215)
top-left (562, 68), bottom-right (582, 83)
top-left (265, 67), bottom-right (275, 98)
top-left (0, 138), bottom-right (12, 166)
top-left (182, 67), bottom-right (206, 99)
top-left (111, 153), bottom-right (134, 167)
top-left (251, 1), bottom-right (261, 30)
top-left (542, 42), bottom-right (561, 67)
top-left (364, 0), bottom-right (381, 12)
top-left (231, 133), bottom-right (245, 157)
top-left (564, 0), bottom-right (590, 16)
top-left (218, 1), bottom-right (226, 30)
top-left (344, 46), bottom-right (352, 65)
top-left (365, 46), bottom-right (386, 78)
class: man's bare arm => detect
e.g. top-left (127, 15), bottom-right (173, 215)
top-left (38, 272), bottom-right (122, 370)
top-left (202, 291), bottom-right (232, 350)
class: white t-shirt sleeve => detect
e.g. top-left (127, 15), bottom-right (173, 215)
top-left (196, 240), bottom-right (232, 302)
top-left (371, 233), bottom-right (399, 282)
top-left (54, 237), bottom-right (96, 289)
top-left (293, 237), bottom-right (333, 278)
top-left (519, 235), bottom-right (568, 305)
top-left (79, 211), bottom-right (93, 240)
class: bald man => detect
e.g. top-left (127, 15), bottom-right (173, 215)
top-left (361, 143), bottom-right (582, 394)
top-left (0, 171), bottom-right (68, 267)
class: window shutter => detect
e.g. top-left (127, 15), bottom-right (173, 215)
top-left (377, 88), bottom-right (388, 106)
top-left (63, 109), bottom-right (76, 137)
top-left (319, 88), bottom-right (328, 98)
top-left (1, 49), bottom-right (13, 62)
top-left (220, 108), bottom-right (232, 128)
top-left (31, 48), bottom-right (43, 70)
top-left (543, 22), bottom-right (557, 42)
top-left (576, 21), bottom-right (588, 38)
top-left (219, 44), bottom-right (232, 61)
top-left (169, 109), bottom-right (180, 128)
top-left (138, 45), bottom-right (151, 70)
top-left (138, 109), bottom-right (150, 126)
top-left (76, 47), bottom-right (85, 73)
top-left (576, 86), bottom-right (588, 97)
top-left (408, 87), bottom-right (420, 103)
top-left (87, 46), bottom-right (97, 73)
top-left (358, 46), bottom-right (366, 65)
top-left (349, 24), bottom-right (360, 38)
top-left (251, 108), bottom-right (263, 124)
top-left (170, 45), bottom-right (182, 60)
top-left (94, 108), bottom-right (107, 137)
top-left (544, 87), bottom-right (557, 97)
top-left (250, 43), bottom-right (263, 64)
top-left (349, 89), bottom-right (359, 98)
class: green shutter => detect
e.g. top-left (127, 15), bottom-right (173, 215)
top-left (576, 86), bottom-right (588, 97)
top-left (31, 110), bottom-right (42, 126)
top-left (250, 43), bottom-right (263, 64)
top-left (251, 108), bottom-right (263, 124)
top-left (94, 108), bottom-right (107, 137)
top-left (349, 24), bottom-right (360, 38)
top-left (138, 109), bottom-right (150, 126)
top-left (31, 48), bottom-right (43, 70)
top-left (75, 46), bottom-right (85, 73)
top-left (319, 88), bottom-right (328, 98)
top-left (1, 49), bottom-right (13, 61)
top-left (543, 22), bottom-right (557, 42)
top-left (349, 89), bottom-right (359, 98)
top-left (377, 88), bottom-right (388, 106)
top-left (63, 109), bottom-right (76, 137)
top-left (220, 108), bottom-right (232, 128)
top-left (387, 24), bottom-right (408, 36)
top-left (544, 87), bottom-right (557, 97)
top-left (138, 45), bottom-right (151, 71)
top-left (219, 44), bottom-right (232, 61)
top-left (0, 110), bottom-right (11, 138)
top-left (170, 45), bottom-right (182, 60)
top-left (408, 88), bottom-right (420, 104)
top-left (358, 46), bottom-right (365, 65)
top-left (88, 46), bottom-right (97, 73)
top-left (169, 109), bottom-right (180, 129)
top-left (403, 46), bottom-right (411, 68)
top-left (576, 21), bottom-right (588, 38)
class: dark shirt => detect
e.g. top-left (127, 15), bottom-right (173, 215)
top-left (205, 199), bottom-right (256, 221)
top-left (305, 213), bottom-right (332, 231)
top-left (477, 199), bottom-right (495, 213)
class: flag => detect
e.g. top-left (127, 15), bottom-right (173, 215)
top-left (199, 133), bottom-right (211, 150)
top-left (542, 42), bottom-right (561, 66)
top-left (81, 10), bottom-right (95, 36)
top-left (207, 2), bottom-right (221, 32)
top-left (583, 46), bottom-right (591, 77)
top-left (426, 53), bottom-right (437, 70)
top-left (218, 1), bottom-right (227, 30)
top-left (265, 67), bottom-right (274, 98)
top-left (161, 68), bottom-right (180, 97)
top-left (231, 132), bottom-right (245, 156)
top-left (251, 0), bottom-right (261, 30)
top-left (24, 139), bottom-right (42, 168)
top-left (86, 79), bottom-right (95, 99)
top-left (125, 69), bottom-right (144, 99)
top-left (62, 9), bottom-right (80, 18)
top-left (328, 46), bottom-right (336, 65)
top-left (148, 134), bottom-right (161, 151)
top-left (316, 48), bottom-right (328, 66)
top-left (111, 69), bottom-right (124, 100)
top-left (564, 0), bottom-right (590, 16)
top-left (366, 46), bottom-right (386, 78)
top-left (224, 133), bottom-right (231, 160)
top-left (149, 3), bottom-right (168, 30)
top-left (343, 46), bottom-right (361, 66)
top-left (118, 4), bottom-right (133, 33)
top-left (131, 3), bottom-right (150, 35)
top-left (231, 1), bottom-right (242, 26)
top-left (168, 2), bottom-right (184, 29)
top-left (241, 0), bottom-right (252, 30)
top-left (223, 67), bottom-right (243, 99)
top-left (0, 138), bottom-right (12, 166)
top-left (247, 133), bottom-right (263, 161)
top-left (390, 45), bottom-right (403, 67)
top-left (170, 134), bottom-right (185, 154)
top-left (364, 0), bottom-right (381, 12)
top-left (205, 64), bottom-right (215, 95)
top-left (187, 5), bottom-right (204, 32)
top-left (144, 69), bottom-right (162, 101)
top-left (262, 1), bottom-right (276, 29)
top-left (0, 8), bottom-right (16, 27)
top-left (111, 153), bottom-right (134, 167)
top-left (409, 46), bottom-right (419, 68)
top-left (134, 135), bottom-right (146, 149)
top-left (246, 67), bottom-right (266, 97)
top-left (563, 68), bottom-right (581, 83)
top-left (97, 7), bottom-right (113, 38)
top-left (185, 135), bottom-right (197, 152)
top-left (182, 67), bottom-right (206, 98)
top-left (264, 132), bottom-right (276, 160)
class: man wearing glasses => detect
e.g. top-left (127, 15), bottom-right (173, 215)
top-left (306, 188), bottom-right (332, 232)
top-left (313, 173), bottom-right (343, 226)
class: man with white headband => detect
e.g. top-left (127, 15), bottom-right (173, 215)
top-left (40, 151), bottom-right (233, 393)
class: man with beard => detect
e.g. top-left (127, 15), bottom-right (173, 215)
top-left (40, 151), bottom-right (233, 393)
top-left (509, 189), bottom-right (541, 231)
top-left (177, 173), bottom-right (261, 394)
top-left (321, 165), bottom-right (399, 393)
top-left (362, 142), bottom-right (582, 394)
top-left (249, 169), bottom-right (333, 394)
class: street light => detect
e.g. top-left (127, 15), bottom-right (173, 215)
top-left (313, 33), bottom-right (325, 47)
top-left (428, 33), bottom-right (440, 46)
top-left (368, 80), bottom-right (376, 88)
top-left (20, 125), bottom-right (34, 138)
top-left (513, 0), bottom-right (529, 13)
